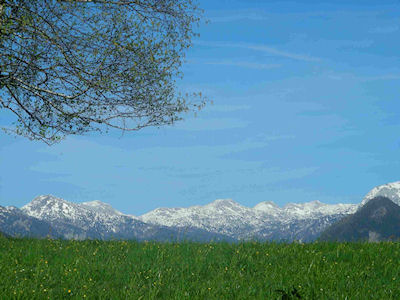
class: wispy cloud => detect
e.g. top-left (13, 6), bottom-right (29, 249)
top-left (369, 25), bottom-right (399, 34)
top-left (208, 12), bottom-right (270, 23)
top-left (194, 40), bottom-right (321, 62)
top-left (335, 39), bottom-right (373, 49)
top-left (204, 104), bottom-right (251, 113)
top-left (362, 75), bottom-right (400, 81)
top-left (326, 72), bottom-right (400, 82)
top-left (244, 133), bottom-right (295, 144)
top-left (207, 9), bottom-right (380, 24)
top-left (171, 117), bottom-right (250, 131)
top-left (32, 134), bottom-right (298, 185)
top-left (204, 60), bottom-right (281, 70)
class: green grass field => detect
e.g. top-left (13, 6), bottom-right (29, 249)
top-left (0, 236), bottom-right (399, 299)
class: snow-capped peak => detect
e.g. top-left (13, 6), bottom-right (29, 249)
top-left (205, 199), bottom-right (243, 209)
top-left (253, 201), bottom-right (281, 216)
top-left (25, 194), bottom-right (62, 206)
top-left (210, 198), bottom-right (236, 205)
top-left (20, 195), bottom-right (144, 240)
top-left (7, 191), bottom-right (369, 242)
top-left (21, 195), bottom-right (135, 225)
top-left (138, 197), bottom-right (357, 240)
top-left (361, 181), bottom-right (400, 207)
top-left (22, 195), bottom-right (72, 219)
top-left (23, 195), bottom-right (76, 219)
top-left (81, 200), bottom-right (124, 216)
top-left (6, 181), bottom-right (400, 242)
top-left (284, 200), bottom-right (324, 209)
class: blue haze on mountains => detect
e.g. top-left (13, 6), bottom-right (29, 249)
top-left (1, 0), bottom-right (400, 215)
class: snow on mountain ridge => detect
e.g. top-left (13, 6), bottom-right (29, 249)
top-left (254, 201), bottom-right (279, 210)
top-left (21, 195), bottom-right (357, 222)
top-left (206, 199), bottom-right (252, 212)
top-left (138, 198), bottom-right (267, 238)
top-left (81, 200), bottom-right (125, 216)
top-left (138, 198), bottom-right (357, 239)
top-left (253, 201), bottom-right (281, 217)
top-left (206, 198), bottom-right (241, 207)
top-left (361, 181), bottom-right (400, 207)
top-left (251, 199), bottom-right (357, 220)
top-left (21, 195), bottom-right (140, 237)
top-left (281, 200), bottom-right (357, 219)
top-left (22, 195), bottom-right (83, 221)
top-left (7, 180), bottom-right (400, 242)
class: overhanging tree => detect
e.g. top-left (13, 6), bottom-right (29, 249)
top-left (0, 0), bottom-right (205, 144)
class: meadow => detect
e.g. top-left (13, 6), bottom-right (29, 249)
top-left (0, 235), bottom-right (399, 299)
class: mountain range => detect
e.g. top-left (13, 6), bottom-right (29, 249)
top-left (139, 199), bottom-right (357, 241)
top-left (1, 181), bottom-right (400, 242)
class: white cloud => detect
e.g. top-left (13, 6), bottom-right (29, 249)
top-left (204, 60), bottom-right (281, 70)
top-left (195, 40), bottom-right (322, 62)
top-left (171, 117), bottom-right (249, 131)
top-left (326, 72), bottom-right (400, 82)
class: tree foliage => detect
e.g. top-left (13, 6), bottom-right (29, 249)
top-left (0, 0), bottom-right (205, 144)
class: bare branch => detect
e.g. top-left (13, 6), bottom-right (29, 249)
top-left (0, 0), bottom-right (206, 144)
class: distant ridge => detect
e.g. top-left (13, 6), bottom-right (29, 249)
top-left (18, 195), bottom-right (233, 242)
top-left (319, 196), bottom-right (400, 242)
top-left (139, 198), bottom-right (357, 241)
top-left (0, 195), bottom-right (355, 242)
top-left (1, 180), bottom-right (400, 242)
top-left (0, 204), bottom-right (58, 238)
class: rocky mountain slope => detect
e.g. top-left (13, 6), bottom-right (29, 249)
top-left (319, 196), bottom-right (400, 242)
top-left (0, 205), bottom-right (59, 238)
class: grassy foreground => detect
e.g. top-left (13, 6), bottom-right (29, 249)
top-left (0, 237), bottom-right (399, 299)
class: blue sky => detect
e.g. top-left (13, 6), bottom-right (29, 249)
top-left (1, 0), bottom-right (400, 215)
